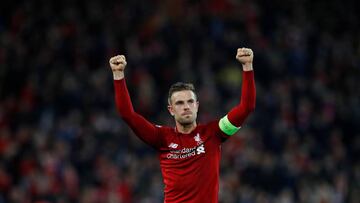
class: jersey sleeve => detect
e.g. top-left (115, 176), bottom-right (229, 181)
top-left (218, 71), bottom-right (256, 138)
top-left (113, 79), bottom-right (162, 149)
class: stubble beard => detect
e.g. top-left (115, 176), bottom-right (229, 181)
top-left (177, 114), bottom-right (197, 126)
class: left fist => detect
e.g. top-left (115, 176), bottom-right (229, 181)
top-left (236, 48), bottom-right (253, 65)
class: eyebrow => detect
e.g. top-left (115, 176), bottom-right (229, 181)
top-left (175, 99), bottom-right (195, 105)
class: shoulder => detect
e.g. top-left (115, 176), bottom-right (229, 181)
top-left (152, 125), bottom-right (177, 150)
top-left (201, 120), bottom-right (220, 130)
top-left (155, 124), bottom-right (172, 131)
top-left (154, 124), bottom-right (176, 136)
top-left (201, 120), bottom-right (231, 143)
top-left (197, 120), bottom-right (221, 137)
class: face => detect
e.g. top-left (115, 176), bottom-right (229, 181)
top-left (168, 90), bottom-right (199, 125)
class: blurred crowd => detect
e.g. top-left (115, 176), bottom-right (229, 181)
top-left (0, 0), bottom-right (359, 202)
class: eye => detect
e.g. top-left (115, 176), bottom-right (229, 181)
top-left (175, 101), bottom-right (184, 105)
top-left (188, 99), bottom-right (195, 104)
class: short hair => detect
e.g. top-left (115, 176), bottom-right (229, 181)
top-left (168, 82), bottom-right (197, 104)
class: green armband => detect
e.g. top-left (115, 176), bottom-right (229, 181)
top-left (219, 115), bottom-right (241, 136)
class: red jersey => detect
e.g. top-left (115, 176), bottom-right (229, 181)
top-left (113, 71), bottom-right (255, 203)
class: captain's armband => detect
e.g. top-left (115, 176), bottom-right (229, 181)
top-left (218, 115), bottom-right (240, 136)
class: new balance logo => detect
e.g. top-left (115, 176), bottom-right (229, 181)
top-left (168, 143), bottom-right (178, 149)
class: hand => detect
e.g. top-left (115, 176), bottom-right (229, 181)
top-left (109, 55), bottom-right (127, 80)
top-left (236, 48), bottom-right (253, 71)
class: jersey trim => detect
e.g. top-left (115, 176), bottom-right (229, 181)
top-left (219, 115), bottom-right (241, 136)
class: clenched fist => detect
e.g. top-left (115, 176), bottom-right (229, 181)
top-left (109, 55), bottom-right (127, 80)
top-left (236, 48), bottom-right (253, 71)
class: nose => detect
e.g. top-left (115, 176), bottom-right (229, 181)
top-left (183, 103), bottom-right (190, 110)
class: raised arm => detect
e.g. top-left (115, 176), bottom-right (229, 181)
top-left (218, 48), bottom-right (256, 136)
top-left (109, 55), bottom-right (161, 148)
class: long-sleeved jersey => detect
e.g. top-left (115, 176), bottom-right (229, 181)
top-left (113, 71), bottom-right (256, 203)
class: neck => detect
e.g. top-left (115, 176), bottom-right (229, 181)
top-left (175, 122), bottom-right (197, 134)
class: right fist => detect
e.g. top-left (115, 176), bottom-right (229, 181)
top-left (109, 55), bottom-right (127, 72)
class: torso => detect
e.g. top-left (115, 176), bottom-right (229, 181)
top-left (156, 121), bottom-right (226, 203)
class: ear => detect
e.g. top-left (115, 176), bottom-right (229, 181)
top-left (168, 105), bottom-right (175, 116)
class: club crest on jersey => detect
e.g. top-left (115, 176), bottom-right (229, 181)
top-left (194, 133), bottom-right (203, 145)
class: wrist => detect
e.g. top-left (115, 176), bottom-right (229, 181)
top-left (113, 71), bottom-right (124, 80)
top-left (242, 63), bottom-right (253, 71)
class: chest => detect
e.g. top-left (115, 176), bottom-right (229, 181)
top-left (159, 129), bottom-right (220, 162)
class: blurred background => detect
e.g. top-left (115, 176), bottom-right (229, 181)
top-left (0, 0), bottom-right (359, 202)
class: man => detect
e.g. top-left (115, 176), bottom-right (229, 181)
top-left (109, 48), bottom-right (256, 202)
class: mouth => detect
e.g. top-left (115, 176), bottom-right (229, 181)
top-left (182, 112), bottom-right (192, 116)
